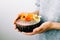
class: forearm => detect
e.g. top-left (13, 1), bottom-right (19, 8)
top-left (51, 22), bottom-right (60, 30)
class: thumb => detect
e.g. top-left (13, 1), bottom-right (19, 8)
top-left (33, 23), bottom-right (46, 33)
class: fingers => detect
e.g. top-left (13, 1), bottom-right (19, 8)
top-left (23, 31), bottom-right (36, 35)
top-left (14, 25), bottom-right (16, 30)
top-left (14, 25), bottom-right (17, 30)
top-left (33, 26), bottom-right (45, 34)
top-left (23, 27), bottom-right (43, 35)
top-left (22, 28), bottom-right (39, 35)
top-left (23, 23), bottom-right (47, 35)
top-left (23, 28), bottom-right (44, 35)
top-left (14, 20), bottom-right (16, 24)
top-left (13, 22), bottom-right (21, 32)
top-left (22, 25), bottom-right (44, 35)
top-left (14, 26), bottom-right (21, 32)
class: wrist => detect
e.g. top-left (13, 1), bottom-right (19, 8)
top-left (50, 22), bottom-right (60, 30)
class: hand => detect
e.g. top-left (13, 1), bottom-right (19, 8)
top-left (23, 21), bottom-right (52, 35)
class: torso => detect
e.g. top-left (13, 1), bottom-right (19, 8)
top-left (40, 0), bottom-right (60, 22)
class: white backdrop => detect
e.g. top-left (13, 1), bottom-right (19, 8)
top-left (0, 0), bottom-right (40, 40)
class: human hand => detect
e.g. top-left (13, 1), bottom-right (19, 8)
top-left (22, 21), bottom-right (52, 35)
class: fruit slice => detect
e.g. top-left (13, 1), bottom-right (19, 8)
top-left (33, 15), bottom-right (40, 22)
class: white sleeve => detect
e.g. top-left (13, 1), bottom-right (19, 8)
top-left (35, 0), bottom-right (40, 10)
top-left (34, 0), bottom-right (40, 15)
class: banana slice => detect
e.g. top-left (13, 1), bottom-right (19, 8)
top-left (33, 15), bottom-right (41, 22)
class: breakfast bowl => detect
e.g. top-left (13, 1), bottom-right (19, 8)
top-left (15, 13), bottom-right (44, 32)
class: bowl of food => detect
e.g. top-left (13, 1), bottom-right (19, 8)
top-left (15, 13), bottom-right (44, 32)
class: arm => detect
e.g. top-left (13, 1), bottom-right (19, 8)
top-left (51, 22), bottom-right (60, 30)
top-left (23, 22), bottom-right (60, 35)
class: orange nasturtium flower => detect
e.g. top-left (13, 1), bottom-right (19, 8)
top-left (19, 12), bottom-right (35, 21)
top-left (25, 13), bottom-right (34, 21)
